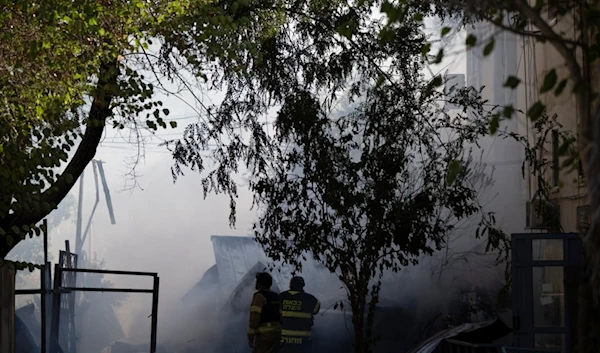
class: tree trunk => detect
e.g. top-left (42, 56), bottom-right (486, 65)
top-left (351, 283), bottom-right (369, 353)
top-left (0, 266), bottom-right (15, 353)
top-left (577, 273), bottom-right (600, 353)
top-left (576, 40), bottom-right (600, 353)
top-left (352, 307), bottom-right (367, 353)
top-left (0, 60), bottom-right (119, 258)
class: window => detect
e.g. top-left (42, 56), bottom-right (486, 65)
top-left (552, 130), bottom-right (559, 187)
top-left (532, 239), bottom-right (564, 261)
top-left (532, 266), bottom-right (565, 328)
top-left (535, 333), bottom-right (565, 352)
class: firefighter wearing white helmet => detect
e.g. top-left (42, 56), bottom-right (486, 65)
top-left (279, 276), bottom-right (320, 353)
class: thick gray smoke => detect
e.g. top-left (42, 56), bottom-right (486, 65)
top-left (7, 128), bottom-right (516, 353)
top-left (6, 21), bottom-right (522, 353)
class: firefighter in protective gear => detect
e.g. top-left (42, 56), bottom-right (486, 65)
top-left (279, 276), bottom-right (320, 353)
top-left (248, 272), bottom-right (282, 353)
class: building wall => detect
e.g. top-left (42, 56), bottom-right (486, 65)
top-left (465, 21), bottom-right (526, 235)
top-left (510, 8), bottom-right (591, 352)
top-left (514, 10), bottom-right (589, 233)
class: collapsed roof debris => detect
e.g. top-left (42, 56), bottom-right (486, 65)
top-left (15, 304), bottom-right (40, 353)
top-left (182, 235), bottom-right (344, 310)
top-left (177, 235), bottom-right (511, 353)
top-left (408, 318), bottom-right (512, 353)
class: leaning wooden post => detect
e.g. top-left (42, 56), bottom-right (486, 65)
top-left (0, 265), bottom-right (15, 353)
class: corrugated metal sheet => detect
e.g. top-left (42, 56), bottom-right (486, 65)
top-left (211, 236), bottom-right (300, 296)
top-left (209, 235), bottom-right (344, 308)
top-left (211, 236), bottom-right (269, 299)
top-left (225, 261), bottom-right (283, 312)
top-left (181, 265), bottom-right (218, 307)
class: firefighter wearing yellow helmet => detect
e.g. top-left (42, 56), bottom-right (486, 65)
top-left (279, 276), bottom-right (320, 353)
top-left (247, 272), bottom-right (282, 353)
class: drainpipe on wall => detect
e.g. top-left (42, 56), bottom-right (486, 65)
top-left (0, 266), bottom-right (15, 353)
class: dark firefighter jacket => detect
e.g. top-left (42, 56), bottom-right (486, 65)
top-left (279, 290), bottom-right (320, 344)
top-left (248, 289), bottom-right (282, 335)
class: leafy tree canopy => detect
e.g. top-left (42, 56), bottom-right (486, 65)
top-left (0, 0), bottom-right (286, 260)
top-left (165, 1), bottom-right (509, 352)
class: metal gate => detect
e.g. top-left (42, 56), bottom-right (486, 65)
top-left (49, 267), bottom-right (160, 353)
top-left (52, 249), bottom-right (78, 353)
top-left (511, 233), bottom-right (583, 353)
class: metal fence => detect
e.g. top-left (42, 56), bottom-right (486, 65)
top-left (13, 264), bottom-right (160, 353)
top-left (51, 267), bottom-right (160, 353)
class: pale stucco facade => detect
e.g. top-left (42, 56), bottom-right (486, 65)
top-left (513, 10), bottom-right (589, 233)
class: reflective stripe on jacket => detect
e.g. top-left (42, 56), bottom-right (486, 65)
top-left (279, 290), bottom-right (320, 340)
top-left (248, 322), bottom-right (282, 335)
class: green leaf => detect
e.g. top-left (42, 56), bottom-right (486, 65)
top-left (558, 139), bottom-right (572, 155)
top-left (441, 27), bottom-right (451, 37)
top-left (554, 79), bottom-right (568, 96)
top-left (162, 108), bottom-right (170, 116)
top-left (466, 34), bottom-right (477, 47)
top-left (561, 156), bottom-right (575, 169)
top-left (447, 160), bottom-right (461, 184)
top-left (490, 115), bottom-right (500, 134)
top-left (433, 49), bottom-right (444, 64)
top-left (11, 226), bottom-right (20, 235)
top-left (336, 24), bottom-right (353, 39)
top-left (432, 75), bottom-right (443, 87)
top-left (504, 76), bottom-right (521, 89)
top-left (146, 120), bottom-right (158, 130)
top-left (98, 28), bottom-right (106, 36)
top-left (421, 43), bottom-right (431, 56)
top-left (527, 101), bottom-right (546, 121)
top-left (376, 74), bottom-right (386, 88)
top-left (503, 105), bottom-right (515, 118)
top-left (6, 235), bottom-right (13, 247)
top-left (169, 121), bottom-right (178, 128)
top-left (413, 13), bottom-right (423, 21)
top-left (483, 38), bottom-right (495, 56)
top-left (381, 1), bottom-right (404, 23)
top-left (540, 69), bottom-right (557, 93)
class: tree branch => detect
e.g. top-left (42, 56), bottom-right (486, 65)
top-left (510, 0), bottom-right (583, 84)
top-left (484, 13), bottom-right (582, 47)
top-left (1, 60), bottom-right (119, 256)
